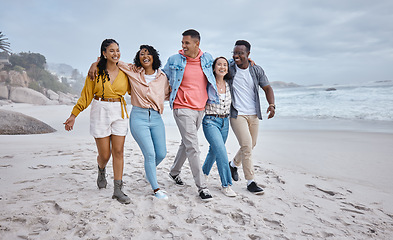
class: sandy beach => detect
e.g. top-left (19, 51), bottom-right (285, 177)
top-left (0, 103), bottom-right (392, 239)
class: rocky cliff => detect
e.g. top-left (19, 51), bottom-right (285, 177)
top-left (0, 70), bottom-right (77, 105)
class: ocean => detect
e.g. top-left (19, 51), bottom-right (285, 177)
top-left (161, 80), bottom-right (393, 133)
top-left (263, 80), bottom-right (393, 133)
top-left (273, 80), bottom-right (393, 122)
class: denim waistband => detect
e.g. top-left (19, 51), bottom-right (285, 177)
top-left (205, 114), bottom-right (229, 118)
top-left (132, 106), bottom-right (157, 112)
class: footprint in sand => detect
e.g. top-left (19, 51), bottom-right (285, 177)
top-left (201, 225), bottom-right (219, 238)
top-left (14, 179), bottom-right (42, 184)
top-left (305, 184), bottom-right (341, 197)
top-left (229, 210), bottom-right (251, 225)
top-left (69, 164), bottom-right (95, 171)
top-left (264, 169), bottom-right (286, 184)
top-left (239, 195), bottom-right (257, 207)
top-left (28, 164), bottom-right (52, 169)
top-left (0, 164), bottom-right (12, 168)
top-left (263, 217), bottom-right (284, 230)
top-left (341, 201), bottom-right (370, 211)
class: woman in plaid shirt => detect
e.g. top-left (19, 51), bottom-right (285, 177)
top-left (201, 57), bottom-right (237, 197)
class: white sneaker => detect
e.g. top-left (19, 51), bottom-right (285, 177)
top-left (154, 190), bottom-right (168, 200)
top-left (222, 186), bottom-right (237, 197)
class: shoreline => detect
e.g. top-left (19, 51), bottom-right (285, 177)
top-left (259, 116), bottom-right (393, 134)
top-left (2, 103), bottom-right (393, 133)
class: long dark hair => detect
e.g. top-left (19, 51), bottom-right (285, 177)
top-left (133, 45), bottom-right (161, 70)
top-left (213, 57), bottom-right (232, 81)
top-left (97, 39), bottom-right (119, 98)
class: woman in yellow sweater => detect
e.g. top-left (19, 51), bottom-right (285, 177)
top-left (63, 39), bottom-right (131, 204)
top-left (89, 45), bottom-right (171, 200)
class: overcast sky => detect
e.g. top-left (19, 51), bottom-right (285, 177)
top-left (1, 0), bottom-right (392, 85)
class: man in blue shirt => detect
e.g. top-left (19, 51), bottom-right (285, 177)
top-left (163, 29), bottom-right (219, 200)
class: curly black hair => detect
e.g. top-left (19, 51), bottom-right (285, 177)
top-left (97, 39), bottom-right (119, 98)
top-left (133, 45), bottom-right (161, 70)
top-left (213, 57), bottom-right (232, 81)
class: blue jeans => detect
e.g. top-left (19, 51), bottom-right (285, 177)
top-left (130, 106), bottom-right (166, 191)
top-left (202, 115), bottom-right (232, 187)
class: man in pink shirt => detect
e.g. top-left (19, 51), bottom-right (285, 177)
top-left (163, 29), bottom-right (219, 200)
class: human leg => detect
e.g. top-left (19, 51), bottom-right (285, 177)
top-left (130, 107), bottom-right (165, 191)
top-left (149, 110), bottom-right (168, 199)
top-left (202, 116), bottom-right (217, 176)
top-left (95, 137), bottom-right (111, 169)
top-left (95, 137), bottom-right (111, 189)
top-left (111, 135), bottom-right (130, 204)
top-left (230, 116), bottom-right (254, 180)
top-left (149, 110), bottom-right (167, 167)
top-left (202, 116), bottom-right (232, 187)
top-left (111, 135), bottom-right (125, 181)
top-left (217, 117), bottom-right (233, 187)
top-left (172, 109), bottom-right (206, 191)
top-left (202, 145), bottom-right (216, 176)
top-left (169, 110), bottom-right (188, 177)
top-left (242, 115), bottom-right (259, 181)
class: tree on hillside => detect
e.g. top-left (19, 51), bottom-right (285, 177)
top-left (9, 52), bottom-right (46, 70)
top-left (0, 32), bottom-right (11, 54)
top-left (8, 51), bottom-right (74, 94)
top-left (27, 66), bottom-right (73, 94)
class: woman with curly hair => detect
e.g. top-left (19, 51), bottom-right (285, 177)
top-left (64, 39), bottom-right (131, 204)
top-left (121, 45), bottom-right (170, 200)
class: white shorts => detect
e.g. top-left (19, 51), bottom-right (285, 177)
top-left (90, 99), bottom-right (128, 138)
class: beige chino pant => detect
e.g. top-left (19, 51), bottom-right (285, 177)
top-left (170, 108), bottom-right (207, 191)
top-left (230, 115), bottom-right (259, 180)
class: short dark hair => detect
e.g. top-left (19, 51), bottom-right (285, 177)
top-left (235, 40), bottom-right (251, 52)
top-left (182, 29), bottom-right (200, 41)
top-left (133, 45), bottom-right (161, 70)
top-left (213, 57), bottom-right (232, 81)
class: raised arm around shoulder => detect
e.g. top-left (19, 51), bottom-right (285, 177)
top-left (117, 61), bottom-right (130, 70)
top-left (248, 58), bottom-right (255, 66)
top-left (129, 63), bottom-right (141, 73)
top-left (88, 57), bottom-right (100, 80)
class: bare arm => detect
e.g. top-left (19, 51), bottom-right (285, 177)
top-left (88, 57), bottom-right (100, 80)
top-left (262, 85), bottom-right (275, 119)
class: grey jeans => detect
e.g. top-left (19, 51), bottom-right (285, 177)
top-left (170, 108), bottom-right (207, 191)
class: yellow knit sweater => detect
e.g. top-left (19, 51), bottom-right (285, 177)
top-left (71, 70), bottom-right (130, 118)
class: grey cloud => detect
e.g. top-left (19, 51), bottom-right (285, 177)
top-left (1, 0), bottom-right (392, 85)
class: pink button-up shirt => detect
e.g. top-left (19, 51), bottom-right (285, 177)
top-left (118, 61), bottom-right (170, 114)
